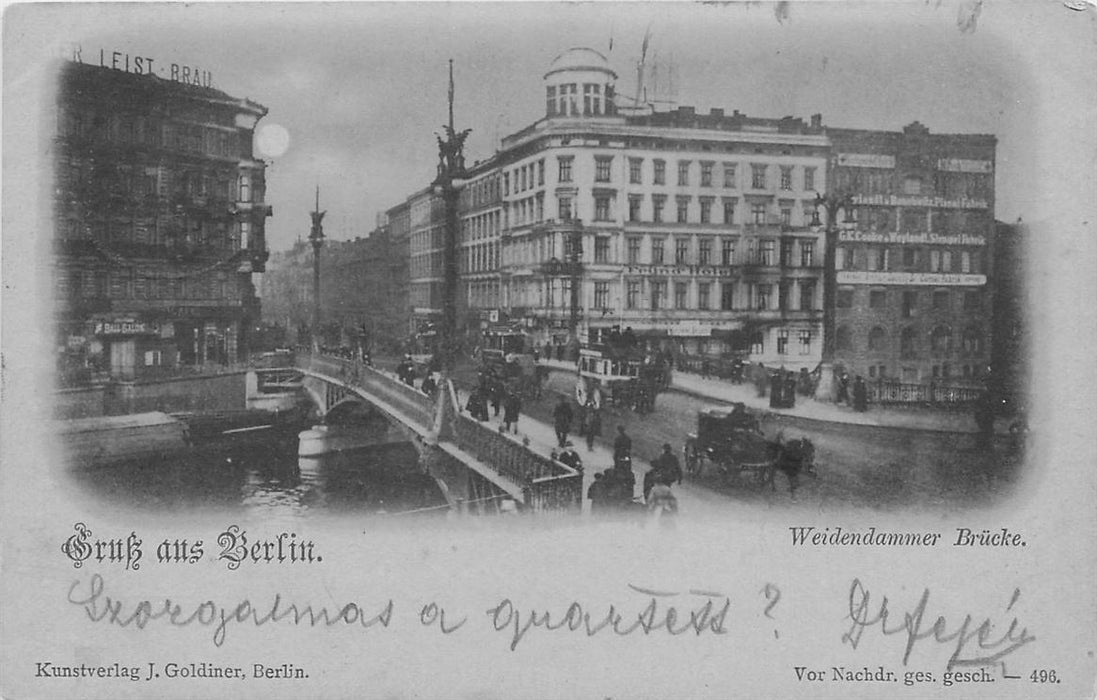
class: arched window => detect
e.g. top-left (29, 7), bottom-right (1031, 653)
top-left (900, 327), bottom-right (916, 358)
top-left (836, 325), bottom-right (853, 352)
top-left (962, 326), bottom-right (983, 356)
top-left (930, 325), bottom-right (951, 354)
top-left (868, 326), bottom-right (886, 352)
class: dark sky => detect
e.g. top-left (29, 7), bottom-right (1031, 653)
top-left (7, 1), bottom-right (1091, 249)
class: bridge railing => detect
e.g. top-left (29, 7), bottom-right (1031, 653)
top-left (449, 393), bottom-right (582, 514)
top-left (298, 352), bottom-right (581, 513)
top-left (301, 354), bottom-right (435, 427)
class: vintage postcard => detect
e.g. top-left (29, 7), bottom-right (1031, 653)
top-left (2, 1), bottom-right (1095, 698)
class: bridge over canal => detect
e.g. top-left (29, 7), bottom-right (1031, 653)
top-left (283, 354), bottom-right (582, 514)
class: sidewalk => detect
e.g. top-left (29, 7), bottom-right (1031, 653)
top-left (451, 386), bottom-right (723, 518)
top-left (539, 359), bottom-right (1009, 436)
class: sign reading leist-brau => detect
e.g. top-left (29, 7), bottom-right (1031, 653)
top-left (837, 271), bottom-right (986, 287)
top-left (62, 44), bottom-right (213, 89)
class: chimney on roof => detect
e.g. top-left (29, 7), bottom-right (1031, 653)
top-left (810, 113), bottom-right (822, 128)
top-left (732, 109), bottom-right (741, 117)
top-left (710, 108), bottom-right (724, 118)
top-left (678, 105), bottom-right (695, 116)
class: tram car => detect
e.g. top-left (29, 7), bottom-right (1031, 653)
top-left (481, 327), bottom-right (530, 366)
top-left (480, 327), bottom-right (546, 399)
top-left (573, 346), bottom-right (670, 412)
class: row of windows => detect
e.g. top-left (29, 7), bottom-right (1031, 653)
top-left (462, 175), bottom-right (502, 209)
top-left (460, 210), bottom-right (501, 243)
top-left (546, 83), bottom-right (614, 117)
top-left (58, 109), bottom-right (241, 159)
top-left (557, 155), bottom-right (818, 191)
top-left (466, 280), bottom-right (501, 310)
top-left (461, 242), bottom-right (499, 274)
top-left (835, 325), bottom-right (985, 357)
top-left (558, 192), bottom-right (817, 227)
top-left (837, 287), bottom-right (982, 314)
top-left (507, 277), bottom-right (816, 316)
top-left (57, 161), bottom-right (255, 205)
top-left (850, 206), bottom-right (990, 234)
top-left (503, 159), bottom-right (546, 197)
top-left (58, 216), bottom-right (250, 250)
top-left (54, 268), bottom-right (238, 301)
top-left (615, 279), bottom-right (816, 312)
top-left (623, 235), bottom-right (816, 267)
top-left (832, 169), bottom-right (991, 201)
top-left (623, 193), bottom-right (816, 226)
top-left (500, 231), bottom-right (817, 268)
top-left (836, 246), bottom-right (984, 274)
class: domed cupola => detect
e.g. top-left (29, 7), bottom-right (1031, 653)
top-left (544, 47), bottom-right (618, 118)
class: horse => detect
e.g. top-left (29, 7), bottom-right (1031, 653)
top-left (763, 437), bottom-right (817, 497)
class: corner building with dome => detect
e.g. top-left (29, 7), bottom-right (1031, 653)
top-left (415, 47), bottom-right (997, 382)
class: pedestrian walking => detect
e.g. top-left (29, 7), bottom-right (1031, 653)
top-left (836, 372), bottom-right (850, 405)
top-left (784, 371), bottom-right (797, 409)
top-left (974, 391), bottom-right (996, 449)
top-left (490, 378), bottom-right (504, 417)
top-left (553, 397), bottom-right (574, 447)
top-left (644, 443), bottom-right (683, 499)
top-left (503, 391), bottom-right (522, 434)
top-left (613, 425), bottom-right (632, 465)
top-left (753, 362), bottom-right (769, 398)
top-left (584, 404), bottom-right (602, 451)
top-left (769, 371), bottom-right (783, 409)
top-left (852, 375), bottom-right (868, 413)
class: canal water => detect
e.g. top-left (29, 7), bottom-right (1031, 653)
top-left (71, 419), bottom-right (450, 519)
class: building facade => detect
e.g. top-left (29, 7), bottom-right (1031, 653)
top-left (261, 223), bottom-right (409, 353)
top-left (490, 48), bottom-right (830, 368)
top-left (383, 47), bottom-right (1002, 380)
top-left (53, 58), bottom-right (271, 384)
top-left (828, 124), bottom-right (997, 384)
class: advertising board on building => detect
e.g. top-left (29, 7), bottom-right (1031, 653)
top-left (838, 230), bottom-right (987, 246)
top-left (837, 271), bottom-right (987, 286)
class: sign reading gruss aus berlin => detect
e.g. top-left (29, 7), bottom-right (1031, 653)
top-left (836, 271), bottom-right (987, 287)
top-left (62, 43), bottom-right (213, 88)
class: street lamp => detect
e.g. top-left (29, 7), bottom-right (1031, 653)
top-left (813, 190), bottom-right (854, 402)
top-left (308, 185), bottom-right (326, 352)
top-left (432, 59), bottom-right (471, 374)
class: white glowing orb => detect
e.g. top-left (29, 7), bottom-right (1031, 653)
top-left (255, 123), bottom-right (290, 158)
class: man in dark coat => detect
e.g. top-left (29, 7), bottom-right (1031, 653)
top-left (784, 371), bottom-right (797, 409)
top-left (852, 375), bottom-right (868, 412)
top-left (645, 443), bottom-right (682, 499)
top-left (583, 404), bottom-right (602, 451)
top-left (613, 425), bottom-right (632, 465)
top-left (490, 378), bottom-right (504, 417)
top-left (587, 472), bottom-right (608, 514)
top-left (836, 372), bottom-right (851, 405)
top-left (769, 371), bottom-right (783, 409)
top-left (503, 391), bottom-right (521, 434)
top-left (553, 397), bottom-right (573, 447)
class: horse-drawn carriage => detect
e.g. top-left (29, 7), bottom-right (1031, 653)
top-left (683, 406), bottom-right (817, 495)
top-left (574, 346), bottom-right (671, 414)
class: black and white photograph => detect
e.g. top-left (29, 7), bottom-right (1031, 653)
top-left (2, 2), bottom-right (1095, 698)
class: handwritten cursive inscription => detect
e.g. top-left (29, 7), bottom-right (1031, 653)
top-left (67, 574), bottom-right (393, 647)
top-left (486, 584), bottom-right (730, 651)
top-left (842, 578), bottom-right (1035, 670)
